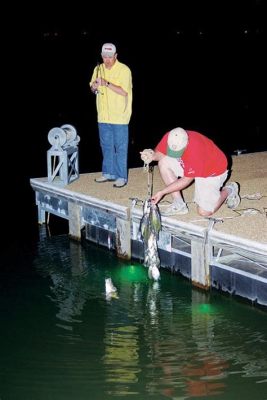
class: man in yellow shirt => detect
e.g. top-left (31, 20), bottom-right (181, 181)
top-left (90, 43), bottom-right (133, 188)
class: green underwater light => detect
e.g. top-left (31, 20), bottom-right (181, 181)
top-left (116, 264), bottom-right (148, 283)
top-left (197, 303), bottom-right (215, 314)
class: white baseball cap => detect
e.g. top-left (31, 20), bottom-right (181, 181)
top-left (101, 43), bottom-right (116, 57)
top-left (167, 127), bottom-right (188, 158)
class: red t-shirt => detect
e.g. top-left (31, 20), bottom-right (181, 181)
top-left (155, 130), bottom-right (228, 178)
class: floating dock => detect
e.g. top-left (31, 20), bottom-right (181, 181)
top-left (30, 152), bottom-right (267, 308)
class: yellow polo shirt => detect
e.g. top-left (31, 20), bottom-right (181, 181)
top-left (90, 60), bottom-right (132, 124)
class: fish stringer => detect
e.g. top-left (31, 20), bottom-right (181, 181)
top-left (146, 165), bottom-right (154, 199)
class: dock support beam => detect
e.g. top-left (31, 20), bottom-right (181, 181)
top-left (191, 239), bottom-right (210, 289)
top-left (37, 206), bottom-right (46, 225)
top-left (116, 217), bottom-right (131, 260)
top-left (68, 203), bottom-right (82, 241)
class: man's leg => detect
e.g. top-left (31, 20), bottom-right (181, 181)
top-left (158, 156), bottom-right (188, 215)
top-left (98, 123), bottom-right (116, 180)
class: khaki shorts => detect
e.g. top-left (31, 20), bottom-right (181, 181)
top-left (163, 156), bottom-right (228, 212)
top-left (164, 156), bottom-right (184, 177)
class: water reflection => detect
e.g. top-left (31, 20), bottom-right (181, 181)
top-left (24, 230), bottom-right (267, 399)
top-left (182, 291), bottom-right (228, 397)
top-left (103, 325), bottom-right (140, 395)
top-left (35, 238), bottom-right (90, 329)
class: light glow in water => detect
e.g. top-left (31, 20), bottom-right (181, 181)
top-left (116, 263), bottom-right (148, 283)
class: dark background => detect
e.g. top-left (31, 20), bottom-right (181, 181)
top-left (6, 0), bottom-right (266, 236)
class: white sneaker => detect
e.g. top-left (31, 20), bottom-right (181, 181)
top-left (160, 202), bottom-right (188, 216)
top-left (95, 176), bottom-right (115, 183)
top-left (225, 182), bottom-right (241, 209)
top-left (113, 179), bottom-right (127, 188)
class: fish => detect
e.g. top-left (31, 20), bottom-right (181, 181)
top-left (105, 278), bottom-right (118, 300)
top-left (150, 202), bottom-right (161, 237)
top-left (148, 265), bottom-right (160, 281)
top-left (140, 199), bottom-right (151, 242)
top-left (140, 199), bottom-right (161, 241)
top-left (145, 232), bottom-right (160, 268)
top-left (140, 199), bottom-right (162, 281)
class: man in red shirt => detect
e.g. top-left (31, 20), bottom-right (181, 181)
top-left (140, 127), bottom-right (240, 216)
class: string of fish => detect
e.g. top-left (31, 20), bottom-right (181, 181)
top-left (140, 166), bottom-right (162, 280)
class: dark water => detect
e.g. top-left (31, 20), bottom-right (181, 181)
top-left (1, 229), bottom-right (267, 400)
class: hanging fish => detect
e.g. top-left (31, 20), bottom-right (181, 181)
top-left (150, 202), bottom-right (161, 237)
top-left (140, 199), bottom-right (151, 242)
top-left (139, 199), bottom-right (162, 281)
top-left (147, 232), bottom-right (160, 268)
top-left (148, 265), bottom-right (160, 281)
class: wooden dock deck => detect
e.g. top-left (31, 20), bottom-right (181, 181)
top-left (30, 151), bottom-right (267, 308)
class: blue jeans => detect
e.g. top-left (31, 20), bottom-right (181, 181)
top-left (98, 123), bottom-right (129, 182)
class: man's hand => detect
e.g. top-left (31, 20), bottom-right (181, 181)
top-left (140, 149), bottom-right (154, 164)
top-left (151, 191), bottom-right (164, 205)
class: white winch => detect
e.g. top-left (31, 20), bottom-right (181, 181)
top-left (47, 124), bottom-right (80, 185)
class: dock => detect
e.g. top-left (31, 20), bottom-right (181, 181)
top-left (30, 151), bottom-right (267, 308)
